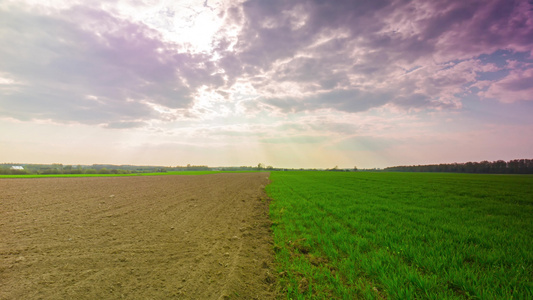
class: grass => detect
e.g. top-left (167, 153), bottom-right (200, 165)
top-left (0, 171), bottom-right (235, 178)
top-left (266, 171), bottom-right (533, 299)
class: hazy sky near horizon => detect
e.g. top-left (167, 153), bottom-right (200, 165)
top-left (1, 0), bottom-right (532, 168)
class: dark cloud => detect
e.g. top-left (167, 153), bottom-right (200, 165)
top-left (0, 90), bottom-right (154, 124)
top-left (1, 0), bottom-right (531, 126)
top-left (363, 0), bottom-right (529, 62)
top-left (230, 0), bottom-right (391, 72)
top-left (223, 0), bottom-right (533, 112)
top-left (0, 5), bottom-right (221, 124)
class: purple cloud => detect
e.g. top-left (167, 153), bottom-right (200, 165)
top-left (482, 67), bottom-right (533, 102)
top-left (218, 0), bottom-right (533, 114)
top-left (0, 5), bottom-right (222, 124)
top-left (0, 0), bottom-right (532, 126)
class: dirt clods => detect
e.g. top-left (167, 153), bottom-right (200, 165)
top-left (0, 172), bottom-right (276, 299)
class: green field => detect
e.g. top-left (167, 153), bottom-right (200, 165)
top-left (266, 172), bottom-right (533, 299)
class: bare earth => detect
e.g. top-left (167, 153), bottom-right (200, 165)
top-left (0, 172), bottom-right (276, 299)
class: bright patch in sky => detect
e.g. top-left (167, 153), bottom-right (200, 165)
top-left (0, 0), bottom-right (532, 168)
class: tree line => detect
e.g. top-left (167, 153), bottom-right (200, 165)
top-left (0, 163), bottom-right (274, 175)
top-left (384, 159), bottom-right (533, 174)
top-left (0, 163), bottom-right (166, 175)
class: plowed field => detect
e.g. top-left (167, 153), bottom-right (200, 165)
top-left (0, 172), bottom-right (276, 299)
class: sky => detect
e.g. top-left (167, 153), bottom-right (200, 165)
top-left (1, 0), bottom-right (532, 169)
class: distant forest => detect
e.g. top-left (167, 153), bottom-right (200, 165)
top-left (384, 159), bottom-right (533, 174)
top-left (0, 163), bottom-right (274, 175)
top-left (2, 159), bottom-right (533, 175)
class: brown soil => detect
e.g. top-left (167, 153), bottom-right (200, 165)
top-left (0, 172), bottom-right (276, 299)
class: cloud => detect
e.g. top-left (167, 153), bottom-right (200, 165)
top-left (1, 0), bottom-right (532, 128)
top-left (259, 58), bottom-right (502, 113)
top-left (103, 121), bottom-right (147, 129)
top-left (482, 67), bottom-right (533, 102)
top-left (263, 89), bottom-right (392, 113)
top-left (379, 0), bottom-right (533, 61)
top-left (0, 5), bottom-right (222, 125)
top-left (220, 0), bottom-right (533, 114)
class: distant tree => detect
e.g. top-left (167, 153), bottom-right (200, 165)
top-left (85, 169), bottom-right (97, 174)
top-left (64, 165), bottom-right (72, 173)
top-left (384, 159), bottom-right (533, 174)
top-left (98, 168), bottom-right (110, 174)
top-left (493, 160), bottom-right (506, 173)
top-left (72, 168), bottom-right (81, 174)
top-left (9, 168), bottom-right (28, 175)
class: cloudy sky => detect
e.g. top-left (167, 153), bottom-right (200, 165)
top-left (1, 0), bottom-right (532, 169)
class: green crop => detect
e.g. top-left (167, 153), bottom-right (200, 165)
top-left (266, 171), bottom-right (533, 299)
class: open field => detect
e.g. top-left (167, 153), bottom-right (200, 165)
top-left (267, 172), bottom-right (533, 299)
top-left (0, 173), bottom-right (275, 299)
top-left (3, 171), bottom-right (532, 299)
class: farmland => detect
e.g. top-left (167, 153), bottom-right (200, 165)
top-left (266, 171), bottom-right (533, 299)
top-left (2, 171), bottom-right (532, 299)
top-left (0, 173), bottom-right (275, 299)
